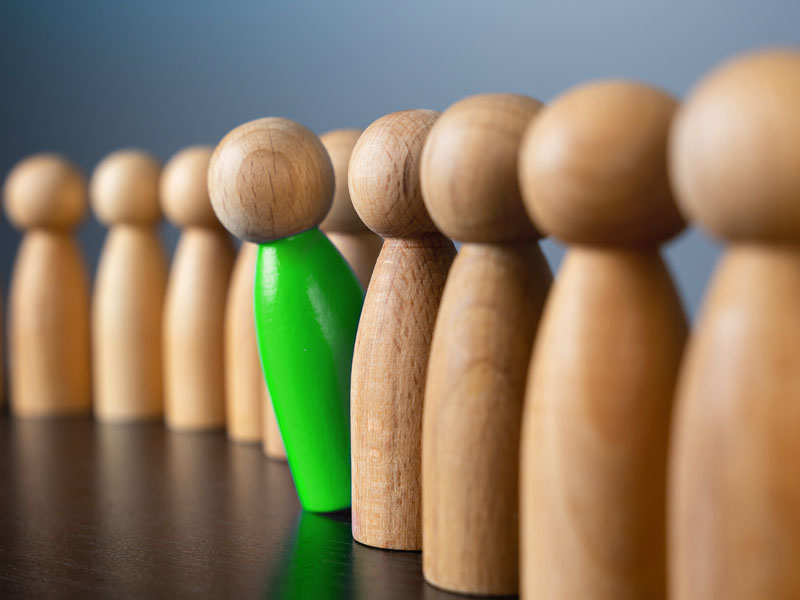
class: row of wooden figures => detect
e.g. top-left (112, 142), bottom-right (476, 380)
top-left (0, 129), bottom-right (386, 458)
top-left (3, 47), bottom-right (800, 598)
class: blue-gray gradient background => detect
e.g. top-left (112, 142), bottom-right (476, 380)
top-left (1, 0), bottom-right (799, 317)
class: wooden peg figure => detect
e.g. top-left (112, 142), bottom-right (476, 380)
top-left (669, 49), bottom-right (800, 600)
top-left (3, 154), bottom-right (91, 417)
top-left (208, 117), bottom-right (363, 513)
top-left (348, 109), bottom-right (457, 550)
top-left (420, 94), bottom-right (551, 595)
top-left (91, 150), bottom-right (166, 422)
top-left (263, 385), bottom-right (286, 460)
top-left (225, 241), bottom-right (264, 443)
top-left (320, 129), bottom-right (383, 289)
top-left (162, 146), bottom-right (235, 431)
top-left (518, 81), bottom-right (688, 599)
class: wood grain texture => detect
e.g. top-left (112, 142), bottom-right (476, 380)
top-left (423, 242), bottom-right (550, 595)
top-left (93, 227), bottom-right (167, 421)
top-left (351, 235), bottom-right (456, 550)
top-left (208, 118), bottom-right (334, 243)
top-left (670, 246), bottom-right (800, 599)
top-left (164, 228), bottom-right (234, 430)
top-left (419, 93), bottom-right (547, 595)
top-left (521, 248), bottom-right (686, 599)
top-left (225, 242), bottom-right (263, 443)
top-left (8, 232), bottom-right (91, 417)
top-left (348, 109), bottom-right (453, 550)
top-left (668, 50), bottom-right (800, 599)
top-left (421, 94), bottom-right (543, 243)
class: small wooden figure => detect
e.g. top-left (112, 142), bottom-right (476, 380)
top-left (420, 94), bottom-right (551, 595)
top-left (669, 49), bottom-right (800, 600)
top-left (518, 81), bottom-right (687, 599)
top-left (319, 128), bottom-right (383, 290)
top-left (162, 146), bottom-right (235, 431)
top-left (208, 117), bottom-right (363, 513)
top-left (225, 241), bottom-right (263, 443)
top-left (90, 149), bottom-right (166, 422)
top-left (4, 154), bottom-right (91, 417)
top-left (348, 109), bottom-right (457, 550)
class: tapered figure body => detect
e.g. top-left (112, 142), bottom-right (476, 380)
top-left (91, 150), bottom-right (166, 422)
top-left (209, 117), bottom-right (363, 513)
top-left (4, 154), bottom-right (90, 417)
top-left (348, 110), bottom-right (456, 550)
top-left (225, 242), bottom-right (263, 443)
top-left (162, 146), bottom-right (234, 431)
top-left (518, 81), bottom-right (687, 599)
top-left (670, 50), bottom-right (800, 600)
top-left (420, 94), bottom-right (550, 595)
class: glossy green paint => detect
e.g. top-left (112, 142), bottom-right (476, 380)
top-left (254, 228), bottom-right (363, 513)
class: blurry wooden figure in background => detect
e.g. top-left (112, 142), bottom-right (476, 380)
top-left (91, 150), bottom-right (167, 422)
top-left (348, 110), bottom-right (457, 550)
top-left (162, 146), bottom-right (234, 431)
top-left (320, 129), bottom-right (383, 289)
top-left (518, 81), bottom-right (687, 599)
top-left (420, 94), bottom-right (551, 596)
top-left (3, 154), bottom-right (91, 417)
top-left (225, 241), bottom-right (264, 443)
top-left (670, 50), bottom-right (800, 600)
top-left (262, 384), bottom-right (286, 460)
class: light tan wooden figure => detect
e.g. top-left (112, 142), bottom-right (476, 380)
top-left (3, 154), bottom-right (91, 417)
top-left (669, 50), bottom-right (800, 600)
top-left (518, 81), bottom-right (688, 599)
top-left (262, 384), bottom-right (286, 460)
top-left (162, 146), bottom-right (234, 431)
top-left (320, 129), bottom-right (383, 290)
top-left (90, 150), bottom-right (166, 422)
top-left (225, 241), bottom-right (264, 443)
top-left (348, 110), bottom-right (457, 550)
top-left (419, 94), bottom-right (551, 596)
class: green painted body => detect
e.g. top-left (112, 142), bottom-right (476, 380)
top-left (254, 228), bottom-right (363, 513)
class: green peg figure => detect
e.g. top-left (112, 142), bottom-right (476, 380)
top-left (208, 118), bottom-right (364, 513)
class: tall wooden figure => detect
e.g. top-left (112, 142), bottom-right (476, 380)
top-left (3, 154), bottom-right (91, 417)
top-left (91, 150), bottom-right (166, 422)
top-left (348, 110), bottom-right (457, 550)
top-left (320, 129), bottom-right (383, 289)
top-left (420, 94), bottom-right (551, 595)
top-left (518, 81), bottom-right (687, 599)
top-left (670, 50), bottom-right (800, 599)
top-left (162, 146), bottom-right (235, 431)
top-left (225, 241), bottom-right (263, 444)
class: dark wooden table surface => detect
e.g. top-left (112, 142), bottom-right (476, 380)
top-left (0, 416), bottom-right (507, 599)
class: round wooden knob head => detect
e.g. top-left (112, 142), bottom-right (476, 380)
top-left (520, 80), bottom-right (685, 246)
top-left (3, 153), bottom-right (86, 230)
top-left (90, 149), bottom-right (161, 226)
top-left (671, 49), bottom-right (800, 241)
top-left (319, 129), bottom-right (368, 234)
top-left (208, 118), bottom-right (334, 243)
top-left (160, 146), bottom-right (219, 229)
top-left (348, 109), bottom-right (440, 239)
top-left (421, 94), bottom-right (544, 243)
